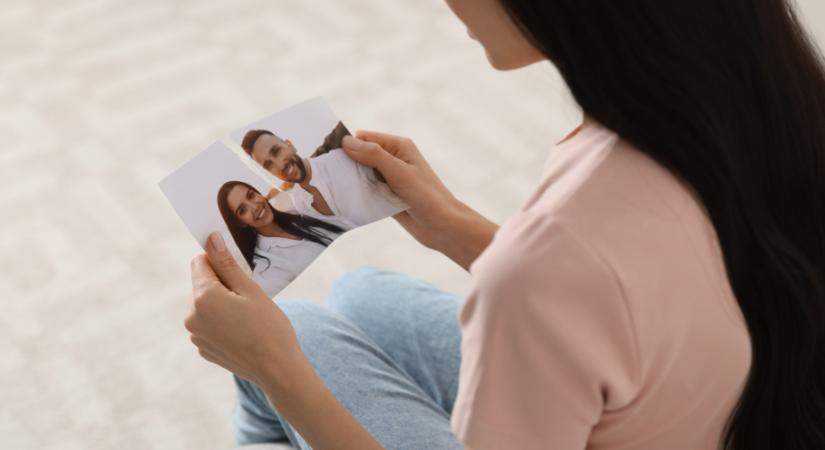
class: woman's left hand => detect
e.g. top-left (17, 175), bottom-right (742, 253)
top-left (186, 232), bottom-right (305, 387)
top-left (188, 233), bottom-right (388, 450)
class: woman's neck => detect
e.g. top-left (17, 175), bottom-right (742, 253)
top-left (257, 220), bottom-right (301, 240)
top-left (256, 221), bottom-right (286, 237)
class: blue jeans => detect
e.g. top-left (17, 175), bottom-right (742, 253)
top-left (232, 267), bottom-right (465, 449)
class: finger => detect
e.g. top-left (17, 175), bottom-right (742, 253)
top-left (341, 136), bottom-right (405, 183)
top-left (205, 232), bottom-right (260, 298)
top-left (352, 130), bottom-right (407, 155)
top-left (198, 347), bottom-right (220, 364)
top-left (191, 254), bottom-right (221, 296)
top-left (190, 333), bottom-right (207, 348)
top-left (190, 333), bottom-right (227, 357)
top-left (191, 335), bottom-right (238, 371)
top-left (355, 131), bottom-right (425, 168)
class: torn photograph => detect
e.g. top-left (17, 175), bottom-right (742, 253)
top-left (230, 97), bottom-right (406, 231)
top-left (159, 98), bottom-right (407, 299)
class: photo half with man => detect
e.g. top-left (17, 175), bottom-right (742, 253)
top-left (159, 98), bottom-right (407, 298)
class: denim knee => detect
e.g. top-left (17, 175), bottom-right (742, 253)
top-left (276, 298), bottom-right (371, 358)
top-left (277, 298), bottom-right (340, 338)
top-left (326, 266), bottom-right (392, 317)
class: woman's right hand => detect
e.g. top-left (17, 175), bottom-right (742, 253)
top-left (342, 131), bottom-right (498, 270)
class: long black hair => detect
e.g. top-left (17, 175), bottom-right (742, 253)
top-left (497, 0), bottom-right (825, 448)
top-left (217, 180), bottom-right (344, 270)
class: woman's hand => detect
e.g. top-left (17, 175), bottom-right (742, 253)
top-left (186, 232), bottom-right (385, 450)
top-left (186, 232), bottom-right (309, 388)
top-left (342, 132), bottom-right (498, 270)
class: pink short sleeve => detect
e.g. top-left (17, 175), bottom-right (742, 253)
top-left (450, 214), bottom-right (640, 450)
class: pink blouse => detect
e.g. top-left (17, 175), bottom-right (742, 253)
top-left (450, 121), bottom-right (752, 450)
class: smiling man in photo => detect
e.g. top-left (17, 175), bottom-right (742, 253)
top-left (241, 124), bottom-right (404, 230)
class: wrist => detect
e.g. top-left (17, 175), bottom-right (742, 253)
top-left (258, 355), bottom-right (383, 450)
top-left (437, 198), bottom-right (498, 270)
top-left (440, 194), bottom-right (468, 221)
top-left (256, 346), bottom-right (315, 397)
top-left (428, 197), bottom-right (469, 245)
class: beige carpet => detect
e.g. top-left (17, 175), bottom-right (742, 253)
top-left (2, 1), bottom-right (823, 449)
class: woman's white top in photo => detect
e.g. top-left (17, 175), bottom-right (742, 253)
top-left (251, 234), bottom-right (327, 298)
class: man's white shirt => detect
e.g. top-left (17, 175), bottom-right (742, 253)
top-left (285, 148), bottom-right (406, 230)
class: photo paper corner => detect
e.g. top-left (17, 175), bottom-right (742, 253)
top-left (157, 141), bottom-right (275, 277)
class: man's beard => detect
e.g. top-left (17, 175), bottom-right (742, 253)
top-left (289, 156), bottom-right (307, 183)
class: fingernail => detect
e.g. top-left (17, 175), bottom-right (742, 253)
top-left (343, 135), bottom-right (363, 150)
top-left (209, 232), bottom-right (226, 251)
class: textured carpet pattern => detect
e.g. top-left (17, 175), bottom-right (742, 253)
top-left (1, 1), bottom-right (823, 449)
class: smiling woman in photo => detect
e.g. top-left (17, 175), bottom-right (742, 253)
top-left (216, 180), bottom-right (344, 297)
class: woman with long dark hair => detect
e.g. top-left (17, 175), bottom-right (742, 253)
top-left (186, 1), bottom-right (825, 449)
top-left (217, 180), bottom-right (344, 297)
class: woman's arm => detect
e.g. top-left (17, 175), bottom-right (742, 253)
top-left (257, 358), bottom-right (384, 450)
top-left (396, 198), bottom-right (497, 271)
top-left (188, 234), bottom-right (383, 449)
top-left (341, 132), bottom-right (498, 271)
top-left (188, 234), bottom-right (472, 449)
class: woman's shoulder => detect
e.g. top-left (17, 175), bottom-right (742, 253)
top-left (513, 125), bottom-right (716, 278)
top-left (520, 125), bottom-right (724, 280)
top-left (529, 124), bottom-right (695, 225)
top-left (484, 119), bottom-right (748, 327)
top-left (516, 121), bottom-right (748, 341)
top-left (466, 126), bottom-right (751, 417)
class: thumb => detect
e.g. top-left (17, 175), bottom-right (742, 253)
top-left (191, 253), bottom-right (220, 296)
top-left (205, 232), bottom-right (260, 298)
top-left (341, 135), bottom-right (403, 182)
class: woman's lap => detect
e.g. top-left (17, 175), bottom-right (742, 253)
top-left (325, 266), bottom-right (463, 413)
top-left (232, 267), bottom-right (464, 450)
